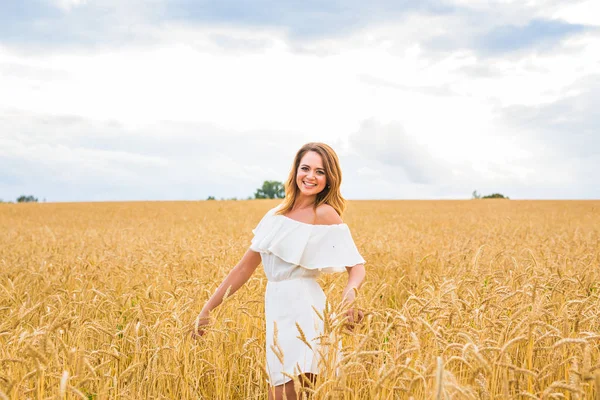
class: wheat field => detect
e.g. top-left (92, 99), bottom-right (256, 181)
top-left (1, 200), bottom-right (599, 399)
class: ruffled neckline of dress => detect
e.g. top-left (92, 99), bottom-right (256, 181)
top-left (250, 206), bottom-right (365, 272)
top-left (278, 214), bottom-right (346, 227)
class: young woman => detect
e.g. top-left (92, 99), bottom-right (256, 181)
top-left (193, 142), bottom-right (366, 399)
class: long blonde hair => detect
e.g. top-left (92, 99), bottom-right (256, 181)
top-left (276, 142), bottom-right (346, 217)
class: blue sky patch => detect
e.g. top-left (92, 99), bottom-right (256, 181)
top-left (479, 18), bottom-right (587, 53)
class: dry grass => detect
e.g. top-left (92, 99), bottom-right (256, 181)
top-left (0, 199), bottom-right (599, 399)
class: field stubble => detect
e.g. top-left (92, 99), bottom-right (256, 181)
top-left (0, 200), bottom-right (599, 399)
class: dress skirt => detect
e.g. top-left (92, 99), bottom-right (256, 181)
top-left (265, 277), bottom-right (326, 386)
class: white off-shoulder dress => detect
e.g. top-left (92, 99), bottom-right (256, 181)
top-left (249, 205), bottom-right (365, 386)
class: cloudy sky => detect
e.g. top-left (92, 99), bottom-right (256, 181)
top-left (1, 0), bottom-right (599, 201)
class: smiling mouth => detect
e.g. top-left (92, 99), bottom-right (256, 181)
top-left (303, 181), bottom-right (317, 187)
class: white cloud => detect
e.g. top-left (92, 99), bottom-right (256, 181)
top-left (348, 119), bottom-right (446, 184)
top-left (51, 0), bottom-right (88, 12)
top-left (548, 0), bottom-right (600, 26)
top-left (356, 167), bottom-right (381, 177)
top-left (0, 111), bottom-right (305, 201)
top-left (1, 2), bottom-right (598, 200)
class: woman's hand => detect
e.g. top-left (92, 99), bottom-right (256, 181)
top-left (342, 290), bottom-right (364, 331)
top-left (189, 249), bottom-right (261, 339)
top-left (191, 311), bottom-right (211, 338)
top-left (344, 308), bottom-right (364, 331)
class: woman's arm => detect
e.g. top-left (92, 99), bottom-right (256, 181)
top-left (314, 204), bottom-right (366, 329)
top-left (342, 263), bottom-right (366, 330)
top-left (193, 249), bottom-right (262, 336)
top-left (342, 263), bottom-right (366, 304)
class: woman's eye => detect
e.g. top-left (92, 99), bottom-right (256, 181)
top-left (317, 171), bottom-right (325, 175)
top-left (301, 167), bottom-right (309, 171)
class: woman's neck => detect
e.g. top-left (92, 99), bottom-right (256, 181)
top-left (293, 194), bottom-right (316, 210)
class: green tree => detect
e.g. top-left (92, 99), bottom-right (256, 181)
top-left (254, 180), bottom-right (285, 199)
top-left (206, 196), bottom-right (216, 200)
top-left (472, 191), bottom-right (509, 199)
top-left (17, 195), bottom-right (38, 203)
top-left (482, 193), bottom-right (509, 199)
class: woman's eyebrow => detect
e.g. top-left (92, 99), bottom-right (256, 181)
top-left (300, 164), bottom-right (325, 170)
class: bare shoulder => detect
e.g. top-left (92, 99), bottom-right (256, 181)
top-left (315, 204), bottom-right (343, 225)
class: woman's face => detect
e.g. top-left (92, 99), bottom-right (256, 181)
top-left (296, 151), bottom-right (327, 196)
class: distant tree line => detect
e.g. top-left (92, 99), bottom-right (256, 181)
top-left (2, 189), bottom-right (511, 203)
top-left (207, 180), bottom-right (285, 201)
top-left (472, 191), bottom-right (509, 199)
top-left (18, 195), bottom-right (39, 202)
top-left (0, 195), bottom-right (41, 204)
